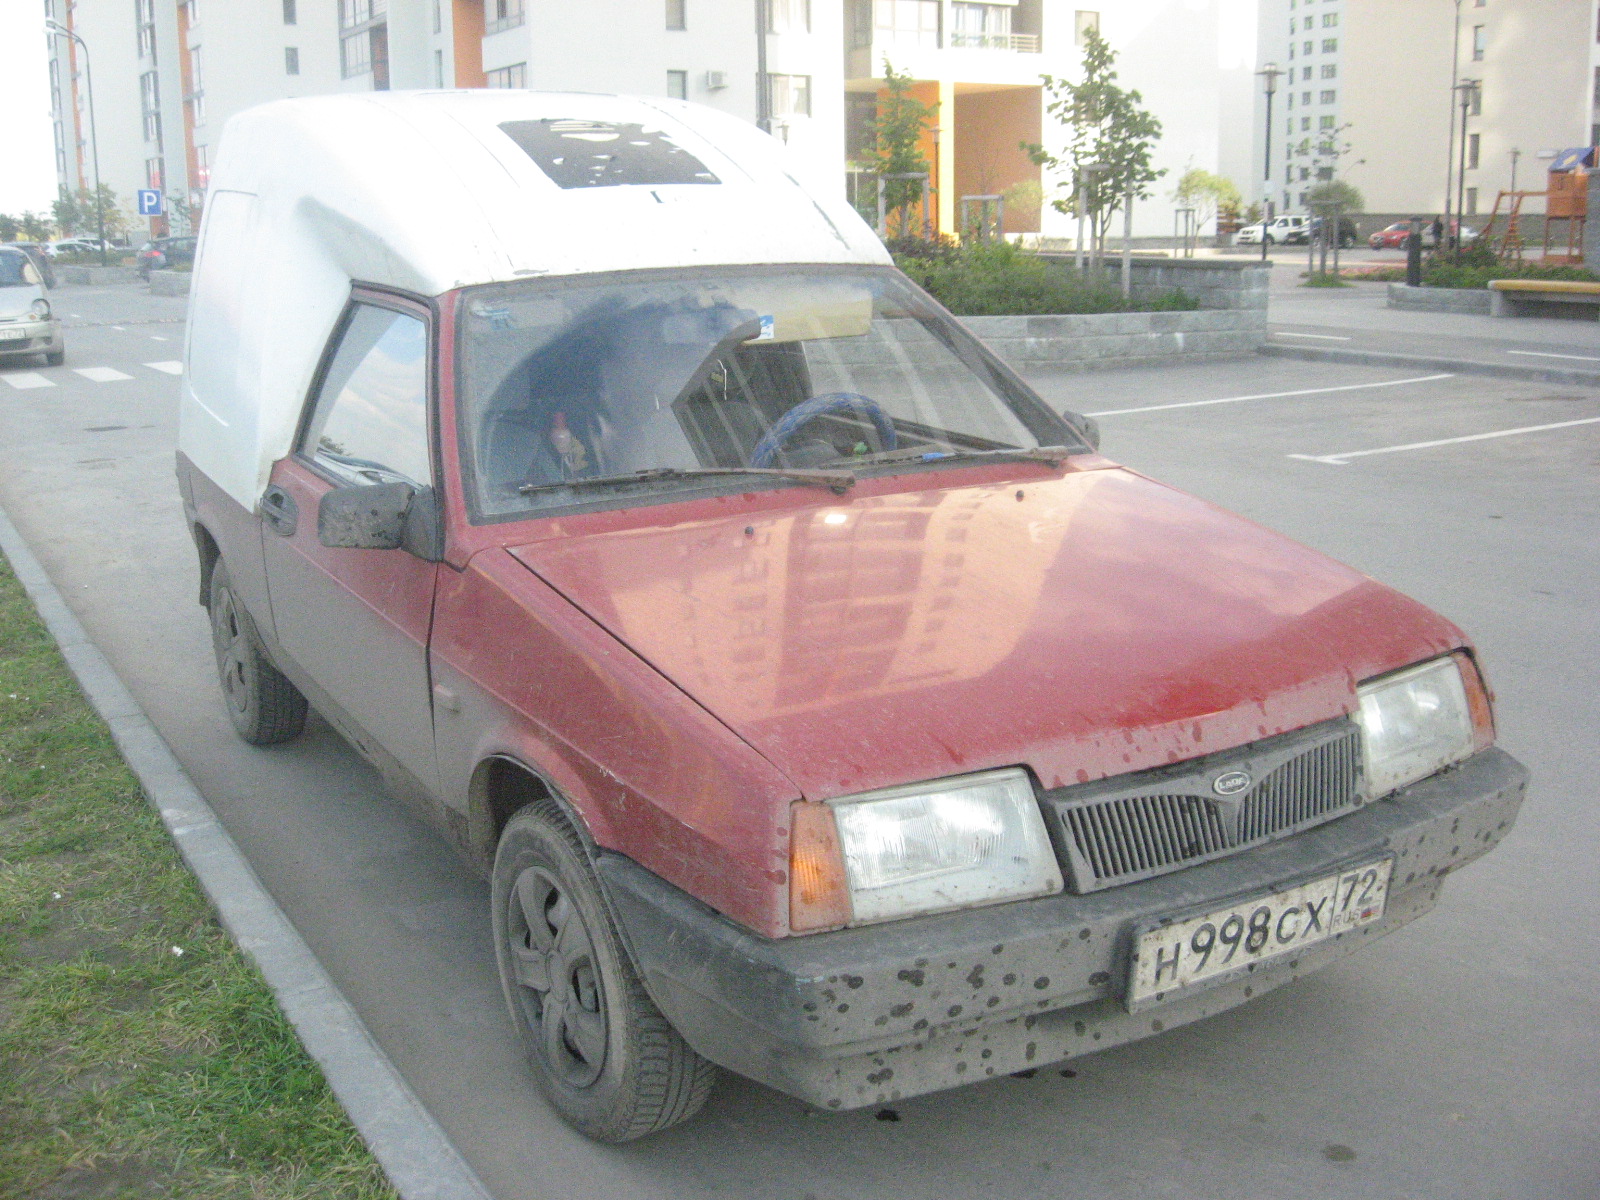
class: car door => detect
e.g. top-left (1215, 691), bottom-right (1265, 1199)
top-left (260, 294), bottom-right (442, 800)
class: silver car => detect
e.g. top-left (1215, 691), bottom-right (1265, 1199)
top-left (0, 246), bottom-right (65, 367)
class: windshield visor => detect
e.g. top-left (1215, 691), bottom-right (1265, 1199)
top-left (457, 266), bottom-right (1081, 520)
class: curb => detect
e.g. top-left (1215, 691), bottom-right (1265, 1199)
top-left (0, 504), bottom-right (495, 1200)
top-left (1259, 341), bottom-right (1600, 387)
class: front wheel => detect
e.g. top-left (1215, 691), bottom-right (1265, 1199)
top-left (492, 802), bottom-right (717, 1142)
top-left (44, 347), bottom-right (64, 367)
top-left (208, 559), bottom-right (307, 745)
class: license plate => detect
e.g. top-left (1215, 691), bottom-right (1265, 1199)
top-left (1128, 858), bottom-right (1392, 1010)
top-left (0, 327), bottom-right (29, 341)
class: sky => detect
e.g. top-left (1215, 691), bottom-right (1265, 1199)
top-left (1, 0), bottom-right (66, 215)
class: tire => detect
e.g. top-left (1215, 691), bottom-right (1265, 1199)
top-left (492, 801), bottom-right (718, 1142)
top-left (207, 559), bottom-right (308, 745)
top-left (44, 347), bottom-right (64, 367)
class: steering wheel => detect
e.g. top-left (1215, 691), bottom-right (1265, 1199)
top-left (750, 393), bottom-right (896, 468)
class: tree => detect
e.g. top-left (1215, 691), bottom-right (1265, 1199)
top-left (19, 211), bottom-right (53, 241)
top-left (52, 184), bottom-right (129, 242)
top-left (865, 60), bottom-right (938, 237)
top-left (1172, 167), bottom-right (1242, 232)
top-left (1305, 179), bottom-right (1363, 216)
top-left (0, 214), bottom-right (19, 242)
top-left (1023, 27), bottom-right (1164, 259)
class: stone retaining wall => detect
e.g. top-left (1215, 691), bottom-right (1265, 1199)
top-left (1036, 255), bottom-right (1271, 312)
top-left (1386, 283), bottom-right (1493, 314)
top-left (963, 308), bottom-right (1267, 372)
top-left (55, 265), bottom-right (142, 285)
top-left (148, 270), bottom-right (192, 297)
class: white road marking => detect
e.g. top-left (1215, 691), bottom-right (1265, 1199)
top-left (3, 373), bottom-right (54, 390)
top-left (1273, 331), bottom-right (1353, 341)
top-left (111, 325), bottom-right (127, 331)
top-left (149, 335), bottom-right (168, 341)
top-left (1289, 416), bottom-right (1600, 465)
top-left (72, 366), bottom-right (134, 382)
top-left (1087, 374), bottom-right (1454, 417)
top-left (145, 361), bottom-right (183, 375)
top-left (1505, 349), bottom-right (1600, 363)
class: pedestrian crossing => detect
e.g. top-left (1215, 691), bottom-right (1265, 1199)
top-left (1, 362), bottom-right (182, 390)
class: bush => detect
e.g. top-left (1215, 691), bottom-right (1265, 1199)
top-left (894, 240), bottom-right (1197, 316)
top-left (1388, 243), bottom-right (1600, 290)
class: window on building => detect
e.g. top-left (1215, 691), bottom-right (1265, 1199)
top-left (1594, 66), bottom-right (1600, 107)
top-left (1466, 187), bottom-right (1478, 214)
top-left (1468, 133), bottom-right (1480, 169)
top-left (666, 69), bottom-right (687, 99)
top-left (434, 48), bottom-right (443, 85)
top-left (1300, 116), bottom-right (1310, 131)
top-left (486, 0), bottom-right (525, 34)
top-left (876, 1), bottom-right (940, 50)
top-left (484, 62), bottom-right (527, 87)
top-left (433, 0), bottom-right (441, 32)
top-left (1471, 84), bottom-right (1482, 115)
top-left (1472, 25), bottom-right (1484, 60)
top-left (767, 73), bottom-right (811, 116)
top-left (1074, 11), bottom-right (1099, 47)
top-left (283, 0), bottom-right (296, 24)
top-left (1302, 40), bottom-right (1311, 54)
top-left (139, 70), bottom-right (161, 142)
top-left (952, 3), bottom-right (1012, 49)
top-left (1302, 90), bottom-right (1311, 104)
top-left (188, 46), bottom-right (205, 125)
top-left (1321, 38), bottom-right (1336, 52)
top-left (194, 143), bottom-right (209, 188)
top-left (1287, 93), bottom-right (1294, 109)
top-left (285, 46), bottom-right (300, 74)
top-left (1321, 12), bottom-right (1337, 26)
top-left (137, 0), bottom-right (157, 58)
top-left (1288, 44), bottom-right (1294, 60)
top-left (1319, 114), bottom-right (1334, 129)
top-left (146, 156), bottom-right (165, 190)
top-left (1302, 16), bottom-right (1311, 31)
top-left (667, 0), bottom-right (686, 31)
top-left (1321, 63), bottom-right (1336, 78)
top-left (1320, 89), bottom-right (1335, 104)
top-left (768, 0), bottom-right (809, 33)
top-left (1298, 166), bottom-right (1308, 181)
top-left (185, 0), bottom-right (200, 26)
top-left (1300, 66), bottom-right (1311, 81)
top-left (340, 0), bottom-right (389, 87)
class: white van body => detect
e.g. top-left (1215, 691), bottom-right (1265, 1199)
top-left (177, 91), bottom-right (888, 511)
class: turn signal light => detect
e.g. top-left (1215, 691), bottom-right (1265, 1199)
top-left (1454, 651), bottom-right (1496, 752)
top-left (789, 801), bottom-right (851, 933)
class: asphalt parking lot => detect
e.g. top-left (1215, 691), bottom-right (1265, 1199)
top-left (2, 286), bottom-right (1596, 1200)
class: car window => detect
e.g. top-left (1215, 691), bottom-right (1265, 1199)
top-left (0, 251), bottom-right (40, 287)
top-left (300, 303), bottom-right (431, 488)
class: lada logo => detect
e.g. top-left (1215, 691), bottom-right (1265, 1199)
top-left (1212, 770), bottom-right (1253, 797)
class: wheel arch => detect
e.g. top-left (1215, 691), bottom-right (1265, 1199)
top-left (469, 753), bottom-right (597, 868)
top-left (191, 520), bottom-right (222, 608)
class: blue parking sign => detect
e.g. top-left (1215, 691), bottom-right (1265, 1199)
top-left (137, 189), bottom-right (164, 216)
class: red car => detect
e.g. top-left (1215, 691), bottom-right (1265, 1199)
top-left (1369, 220), bottom-right (1476, 249)
top-left (178, 93), bottom-right (1528, 1142)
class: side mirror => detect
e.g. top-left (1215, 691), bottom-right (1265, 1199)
top-left (318, 481), bottom-right (445, 560)
top-left (1063, 410), bottom-right (1101, 452)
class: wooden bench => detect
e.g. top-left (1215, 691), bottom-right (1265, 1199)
top-left (1487, 278), bottom-right (1600, 318)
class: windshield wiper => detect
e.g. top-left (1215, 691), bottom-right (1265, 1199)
top-left (518, 464), bottom-right (855, 496)
top-left (841, 444), bottom-right (1082, 468)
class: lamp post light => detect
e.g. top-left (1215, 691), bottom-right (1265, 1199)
top-left (1455, 77), bottom-right (1480, 254)
top-left (1256, 62), bottom-right (1284, 263)
top-left (45, 19), bottom-right (107, 268)
top-left (1509, 146), bottom-right (1520, 195)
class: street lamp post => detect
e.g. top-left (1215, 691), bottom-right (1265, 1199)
top-left (1443, 0), bottom-right (1463, 249)
top-left (1256, 62), bottom-right (1284, 263)
top-left (1509, 147), bottom-right (1521, 194)
top-left (1455, 78), bottom-right (1479, 254)
top-left (45, 19), bottom-right (107, 267)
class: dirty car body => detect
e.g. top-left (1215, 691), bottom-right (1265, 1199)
top-left (176, 92), bottom-right (1527, 1137)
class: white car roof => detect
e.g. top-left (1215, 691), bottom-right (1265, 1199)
top-left (179, 90), bottom-right (888, 509)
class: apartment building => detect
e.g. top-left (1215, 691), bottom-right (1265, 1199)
top-left (47, 0), bottom-right (1257, 244)
top-left (1254, 0), bottom-right (1600, 227)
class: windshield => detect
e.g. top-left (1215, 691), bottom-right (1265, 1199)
top-left (0, 251), bottom-right (40, 288)
top-left (457, 265), bottom-right (1081, 520)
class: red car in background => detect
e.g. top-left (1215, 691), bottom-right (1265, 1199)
top-left (1369, 220), bottom-right (1477, 250)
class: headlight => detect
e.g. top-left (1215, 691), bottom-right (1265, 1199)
top-left (30, 299), bottom-right (50, 320)
top-left (791, 768), bottom-right (1062, 930)
top-left (1356, 655), bottom-right (1489, 799)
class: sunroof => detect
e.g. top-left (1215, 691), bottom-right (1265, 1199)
top-left (498, 119), bottom-right (720, 189)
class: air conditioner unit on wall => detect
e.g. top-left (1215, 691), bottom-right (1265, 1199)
top-left (704, 71), bottom-right (727, 90)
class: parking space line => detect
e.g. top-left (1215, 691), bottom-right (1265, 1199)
top-left (1505, 349), bottom-right (1600, 363)
top-left (2, 373), bottom-right (55, 390)
top-left (72, 367), bottom-right (134, 383)
top-left (145, 361), bottom-right (183, 375)
top-left (1289, 416), bottom-right (1600, 465)
top-left (1273, 331), bottom-right (1352, 341)
top-left (1087, 374), bottom-right (1454, 418)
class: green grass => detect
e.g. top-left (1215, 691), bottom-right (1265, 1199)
top-left (0, 552), bottom-right (397, 1200)
top-left (1301, 273), bottom-right (1352, 288)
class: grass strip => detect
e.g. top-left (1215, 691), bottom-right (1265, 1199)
top-left (0, 550), bottom-right (398, 1200)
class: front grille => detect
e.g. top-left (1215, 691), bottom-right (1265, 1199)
top-left (1046, 719), bottom-right (1363, 893)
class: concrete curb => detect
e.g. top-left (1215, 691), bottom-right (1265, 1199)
top-left (1259, 341), bottom-right (1600, 387)
top-left (0, 504), bottom-right (494, 1200)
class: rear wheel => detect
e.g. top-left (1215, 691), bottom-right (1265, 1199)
top-left (492, 801), bottom-right (717, 1142)
top-left (207, 559), bottom-right (307, 745)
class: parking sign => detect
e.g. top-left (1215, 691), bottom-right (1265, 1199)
top-left (137, 189), bottom-right (164, 216)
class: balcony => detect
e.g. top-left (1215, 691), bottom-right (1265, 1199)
top-left (949, 31), bottom-right (1040, 53)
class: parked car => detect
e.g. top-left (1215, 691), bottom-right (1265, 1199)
top-left (50, 237), bottom-right (117, 256)
top-left (178, 92), bottom-right (1528, 1143)
top-left (1236, 214), bottom-right (1312, 245)
top-left (135, 235), bottom-right (197, 278)
top-left (0, 246), bottom-right (65, 366)
top-left (1369, 220), bottom-right (1478, 250)
top-left (6, 242), bottom-right (57, 289)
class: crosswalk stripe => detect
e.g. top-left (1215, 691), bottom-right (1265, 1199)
top-left (72, 367), bottom-right (134, 382)
top-left (145, 361), bottom-right (183, 375)
top-left (3, 373), bottom-right (55, 390)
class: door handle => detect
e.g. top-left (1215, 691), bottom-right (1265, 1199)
top-left (260, 485), bottom-right (298, 537)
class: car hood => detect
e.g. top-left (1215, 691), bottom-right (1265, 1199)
top-left (0, 285), bottom-right (45, 319)
top-left (507, 467), bottom-right (1464, 801)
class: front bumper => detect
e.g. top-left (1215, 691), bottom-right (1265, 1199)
top-left (0, 320), bottom-right (62, 359)
top-left (598, 747), bottom-right (1527, 1110)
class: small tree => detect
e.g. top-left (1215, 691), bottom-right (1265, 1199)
top-left (0, 213), bottom-right (20, 241)
top-left (1023, 27), bottom-right (1164, 259)
top-left (52, 186), bottom-right (85, 238)
top-left (866, 60), bottom-right (938, 237)
top-left (1305, 179), bottom-right (1363, 216)
top-left (54, 184), bottom-right (129, 243)
top-left (1172, 167), bottom-right (1241, 232)
top-left (19, 211), bottom-right (54, 241)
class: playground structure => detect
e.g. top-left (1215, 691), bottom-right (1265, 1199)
top-left (1479, 146), bottom-right (1592, 263)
